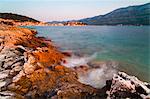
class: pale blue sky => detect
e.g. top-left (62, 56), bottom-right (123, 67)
top-left (0, 0), bottom-right (149, 21)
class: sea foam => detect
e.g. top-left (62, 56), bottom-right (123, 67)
top-left (62, 53), bottom-right (118, 88)
top-left (78, 63), bottom-right (118, 88)
top-left (62, 53), bottom-right (97, 67)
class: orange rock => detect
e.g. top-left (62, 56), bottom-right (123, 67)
top-left (0, 25), bottom-right (99, 98)
top-left (55, 65), bottom-right (64, 70)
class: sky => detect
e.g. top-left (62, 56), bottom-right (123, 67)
top-left (0, 0), bottom-right (149, 22)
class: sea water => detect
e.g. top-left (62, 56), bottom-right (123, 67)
top-left (26, 26), bottom-right (150, 82)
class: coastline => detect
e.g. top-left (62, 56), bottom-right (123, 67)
top-left (0, 25), bottom-right (149, 98)
top-left (0, 18), bottom-right (87, 26)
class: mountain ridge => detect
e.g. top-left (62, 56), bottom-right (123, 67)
top-left (79, 3), bottom-right (150, 25)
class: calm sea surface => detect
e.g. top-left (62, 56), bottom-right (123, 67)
top-left (26, 26), bottom-right (150, 82)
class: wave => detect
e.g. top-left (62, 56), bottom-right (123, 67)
top-left (62, 53), bottom-right (97, 68)
top-left (78, 62), bottom-right (118, 88)
top-left (62, 52), bottom-right (118, 88)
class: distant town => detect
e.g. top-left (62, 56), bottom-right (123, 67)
top-left (0, 17), bottom-right (87, 26)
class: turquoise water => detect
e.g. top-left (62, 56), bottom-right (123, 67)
top-left (27, 26), bottom-right (150, 82)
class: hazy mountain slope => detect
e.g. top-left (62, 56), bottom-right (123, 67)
top-left (79, 3), bottom-right (150, 25)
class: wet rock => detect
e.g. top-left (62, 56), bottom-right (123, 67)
top-left (107, 72), bottom-right (150, 99)
top-left (87, 61), bottom-right (119, 69)
top-left (62, 51), bottom-right (72, 57)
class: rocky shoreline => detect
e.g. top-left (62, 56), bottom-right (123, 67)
top-left (0, 25), bottom-right (149, 99)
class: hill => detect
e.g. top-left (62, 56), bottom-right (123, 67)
top-left (79, 3), bottom-right (150, 25)
top-left (0, 13), bottom-right (39, 22)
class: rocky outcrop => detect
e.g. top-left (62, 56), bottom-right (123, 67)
top-left (107, 72), bottom-right (150, 99)
top-left (0, 25), bottom-right (98, 98)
